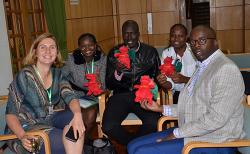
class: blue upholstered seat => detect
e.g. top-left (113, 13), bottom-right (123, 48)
top-left (227, 54), bottom-right (250, 69)
top-left (0, 101), bottom-right (7, 147)
top-left (0, 99), bottom-right (14, 154)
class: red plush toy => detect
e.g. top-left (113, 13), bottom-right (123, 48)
top-left (84, 73), bottom-right (103, 96)
top-left (114, 45), bottom-right (131, 69)
top-left (134, 75), bottom-right (155, 105)
top-left (159, 57), bottom-right (175, 77)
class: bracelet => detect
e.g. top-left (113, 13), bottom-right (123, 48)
top-left (114, 70), bottom-right (124, 81)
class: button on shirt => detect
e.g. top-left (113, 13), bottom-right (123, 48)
top-left (162, 50), bottom-right (220, 138)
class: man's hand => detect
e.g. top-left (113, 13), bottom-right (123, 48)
top-left (156, 133), bottom-right (176, 142)
top-left (115, 60), bottom-right (130, 72)
top-left (170, 72), bottom-right (189, 84)
top-left (140, 100), bottom-right (163, 113)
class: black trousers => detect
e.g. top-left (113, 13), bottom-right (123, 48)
top-left (102, 92), bottom-right (161, 145)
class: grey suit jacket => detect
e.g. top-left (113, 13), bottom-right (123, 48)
top-left (171, 50), bottom-right (245, 144)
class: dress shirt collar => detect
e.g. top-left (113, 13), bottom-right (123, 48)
top-left (196, 49), bottom-right (220, 68)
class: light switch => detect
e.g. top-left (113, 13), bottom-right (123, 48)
top-left (70, 0), bottom-right (79, 5)
top-left (147, 13), bottom-right (153, 34)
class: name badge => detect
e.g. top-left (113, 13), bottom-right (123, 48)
top-left (48, 105), bottom-right (54, 115)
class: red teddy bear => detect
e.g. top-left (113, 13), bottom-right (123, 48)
top-left (134, 75), bottom-right (155, 105)
top-left (114, 45), bottom-right (131, 69)
top-left (84, 73), bottom-right (103, 96)
top-left (159, 57), bottom-right (175, 77)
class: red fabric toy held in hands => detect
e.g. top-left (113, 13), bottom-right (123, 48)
top-left (84, 73), bottom-right (103, 96)
top-left (134, 75), bottom-right (155, 105)
top-left (114, 45), bottom-right (131, 69)
top-left (159, 57), bottom-right (175, 77)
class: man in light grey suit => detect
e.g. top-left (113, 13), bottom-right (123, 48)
top-left (127, 25), bottom-right (245, 154)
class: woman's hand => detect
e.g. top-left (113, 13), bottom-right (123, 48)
top-left (156, 74), bottom-right (168, 87)
top-left (68, 99), bottom-right (85, 139)
top-left (70, 112), bottom-right (85, 139)
top-left (140, 100), bottom-right (163, 113)
top-left (156, 74), bottom-right (172, 91)
top-left (20, 135), bottom-right (38, 152)
top-left (170, 72), bottom-right (189, 84)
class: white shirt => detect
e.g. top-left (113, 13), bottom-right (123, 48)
top-left (161, 43), bottom-right (197, 91)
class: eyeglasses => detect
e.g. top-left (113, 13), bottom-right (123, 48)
top-left (190, 38), bottom-right (215, 46)
top-left (80, 44), bottom-right (95, 51)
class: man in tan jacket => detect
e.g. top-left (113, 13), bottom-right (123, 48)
top-left (127, 25), bottom-right (245, 154)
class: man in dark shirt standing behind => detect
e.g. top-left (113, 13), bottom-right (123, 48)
top-left (102, 20), bottom-right (161, 145)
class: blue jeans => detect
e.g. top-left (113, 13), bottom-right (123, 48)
top-left (39, 109), bottom-right (73, 154)
top-left (127, 127), bottom-right (237, 154)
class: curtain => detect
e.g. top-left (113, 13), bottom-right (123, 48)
top-left (43, 0), bottom-right (68, 59)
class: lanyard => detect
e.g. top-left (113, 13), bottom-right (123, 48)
top-left (86, 59), bottom-right (94, 74)
top-left (34, 66), bottom-right (52, 105)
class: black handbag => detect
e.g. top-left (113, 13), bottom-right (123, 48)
top-left (84, 137), bottom-right (116, 154)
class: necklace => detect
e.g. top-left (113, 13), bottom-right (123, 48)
top-left (86, 59), bottom-right (94, 74)
top-left (34, 65), bottom-right (53, 114)
top-left (129, 41), bottom-right (140, 52)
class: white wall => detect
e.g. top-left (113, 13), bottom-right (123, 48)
top-left (0, 1), bottom-right (13, 95)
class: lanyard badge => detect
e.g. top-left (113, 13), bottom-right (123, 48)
top-left (34, 65), bottom-right (54, 115)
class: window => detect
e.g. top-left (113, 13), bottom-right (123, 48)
top-left (4, 0), bottom-right (47, 74)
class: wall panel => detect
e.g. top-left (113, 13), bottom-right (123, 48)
top-left (152, 12), bottom-right (177, 34)
top-left (210, 7), bottom-right (216, 28)
top-left (66, 19), bottom-right (83, 51)
top-left (65, 0), bottom-right (83, 19)
top-left (85, 0), bottom-right (113, 16)
top-left (211, 0), bottom-right (245, 53)
top-left (65, 0), bottom-right (115, 52)
top-left (98, 38), bottom-right (115, 54)
top-left (140, 34), bottom-right (149, 44)
top-left (66, 0), bottom-right (182, 52)
top-left (217, 30), bottom-right (243, 53)
top-left (66, 20), bottom-right (74, 51)
top-left (214, 0), bottom-right (243, 7)
top-left (118, 0), bottom-right (143, 14)
top-left (245, 5), bottom-right (250, 29)
top-left (148, 34), bottom-right (169, 48)
top-left (215, 6), bottom-right (243, 30)
top-left (114, 0), bottom-right (180, 48)
top-left (245, 30), bottom-right (250, 52)
top-left (246, 3), bottom-right (250, 52)
top-left (151, 0), bottom-right (177, 12)
top-left (67, 17), bottom-right (114, 51)
top-left (119, 14), bottom-right (146, 34)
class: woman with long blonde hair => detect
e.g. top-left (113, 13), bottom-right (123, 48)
top-left (5, 33), bottom-right (85, 154)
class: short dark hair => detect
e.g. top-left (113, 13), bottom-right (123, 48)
top-left (122, 20), bottom-right (139, 33)
top-left (192, 25), bottom-right (216, 39)
top-left (170, 24), bottom-right (188, 35)
top-left (78, 33), bottom-right (97, 46)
